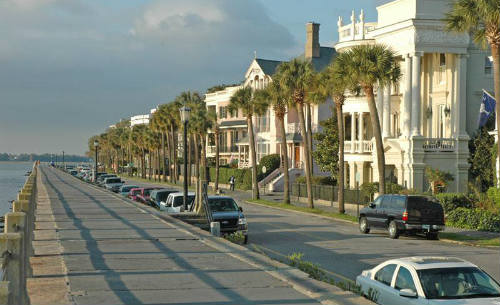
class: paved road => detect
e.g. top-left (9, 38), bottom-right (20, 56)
top-left (129, 178), bottom-right (500, 283)
top-left (32, 167), bottom-right (323, 305)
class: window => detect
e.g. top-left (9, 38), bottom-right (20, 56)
top-left (373, 196), bottom-right (383, 207)
top-left (257, 143), bottom-right (270, 162)
top-left (485, 56), bottom-right (493, 75)
top-left (375, 264), bottom-right (397, 286)
top-left (219, 106), bottom-right (227, 119)
top-left (257, 110), bottom-right (270, 132)
top-left (381, 196), bottom-right (392, 208)
top-left (395, 266), bottom-right (417, 291)
top-left (439, 53), bottom-right (446, 67)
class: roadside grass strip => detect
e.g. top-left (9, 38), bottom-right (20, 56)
top-left (248, 199), bottom-right (358, 222)
top-left (439, 232), bottom-right (500, 247)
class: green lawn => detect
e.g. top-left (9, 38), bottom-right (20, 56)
top-left (247, 199), bottom-right (358, 223)
top-left (439, 232), bottom-right (500, 247)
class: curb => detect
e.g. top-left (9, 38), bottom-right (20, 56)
top-left (63, 170), bottom-right (374, 305)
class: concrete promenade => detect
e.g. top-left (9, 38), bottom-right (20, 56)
top-left (27, 166), bottom-right (367, 305)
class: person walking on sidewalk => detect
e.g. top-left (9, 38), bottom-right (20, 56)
top-left (229, 175), bottom-right (235, 191)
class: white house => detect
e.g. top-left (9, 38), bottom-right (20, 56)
top-left (337, 0), bottom-right (494, 192)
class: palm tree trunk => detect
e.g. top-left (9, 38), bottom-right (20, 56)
top-left (173, 128), bottom-right (179, 183)
top-left (170, 125), bottom-right (177, 183)
top-left (162, 132), bottom-right (166, 182)
top-left (187, 135), bottom-right (192, 186)
top-left (306, 103), bottom-right (314, 176)
top-left (364, 86), bottom-right (385, 195)
top-left (200, 134), bottom-right (207, 181)
top-left (215, 129), bottom-right (220, 191)
top-left (193, 134), bottom-right (200, 182)
top-left (142, 149), bottom-right (146, 178)
top-left (148, 150), bottom-right (152, 181)
top-left (277, 112), bottom-right (290, 204)
top-left (296, 102), bottom-right (313, 208)
top-left (248, 116), bottom-right (260, 200)
top-left (335, 101), bottom-right (345, 214)
top-left (492, 44), bottom-right (500, 187)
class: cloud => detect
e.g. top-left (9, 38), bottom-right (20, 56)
top-left (0, 0), bottom-right (297, 154)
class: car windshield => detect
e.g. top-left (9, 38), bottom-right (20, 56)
top-left (172, 195), bottom-right (195, 207)
top-left (131, 189), bottom-right (141, 195)
top-left (122, 186), bottom-right (137, 192)
top-left (157, 192), bottom-right (172, 202)
top-left (144, 189), bottom-right (156, 196)
top-left (418, 267), bottom-right (500, 299)
top-left (208, 198), bottom-right (239, 212)
top-left (106, 178), bottom-right (121, 184)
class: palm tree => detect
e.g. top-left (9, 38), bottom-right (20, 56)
top-left (229, 87), bottom-right (268, 200)
top-left (344, 44), bottom-right (400, 195)
top-left (258, 74), bottom-right (291, 204)
top-left (207, 107), bottom-right (220, 191)
top-left (445, 0), bottom-right (500, 174)
top-left (277, 59), bottom-right (316, 208)
top-left (319, 53), bottom-right (357, 214)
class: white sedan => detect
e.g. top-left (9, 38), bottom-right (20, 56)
top-left (356, 257), bottom-right (500, 305)
top-left (159, 192), bottom-right (195, 213)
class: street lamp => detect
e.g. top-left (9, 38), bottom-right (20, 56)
top-left (62, 150), bottom-right (65, 170)
top-left (94, 139), bottom-right (99, 182)
top-left (180, 106), bottom-right (191, 211)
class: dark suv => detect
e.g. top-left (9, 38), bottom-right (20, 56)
top-left (359, 194), bottom-right (445, 240)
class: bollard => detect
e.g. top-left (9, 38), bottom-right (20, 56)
top-left (0, 233), bottom-right (22, 305)
top-left (210, 222), bottom-right (221, 237)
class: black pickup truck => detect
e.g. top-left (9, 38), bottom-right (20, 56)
top-left (359, 194), bottom-right (445, 240)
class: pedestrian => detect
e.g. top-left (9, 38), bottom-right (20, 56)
top-left (229, 175), bottom-right (235, 191)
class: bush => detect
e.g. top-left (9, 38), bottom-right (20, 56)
top-left (208, 167), bottom-right (253, 190)
top-left (447, 208), bottom-right (500, 232)
top-left (435, 193), bottom-right (474, 213)
top-left (487, 187), bottom-right (500, 209)
top-left (296, 175), bottom-right (335, 185)
top-left (257, 154), bottom-right (280, 180)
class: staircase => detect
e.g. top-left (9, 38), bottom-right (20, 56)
top-left (266, 168), bottom-right (304, 192)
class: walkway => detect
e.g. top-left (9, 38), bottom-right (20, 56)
top-left (27, 166), bottom-right (327, 305)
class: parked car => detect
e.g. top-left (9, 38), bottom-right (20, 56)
top-left (69, 170), bottom-right (78, 176)
top-left (128, 188), bottom-right (142, 201)
top-left (93, 172), bottom-right (108, 183)
top-left (149, 189), bottom-right (178, 209)
top-left (359, 195), bottom-right (445, 239)
top-left (96, 174), bottom-right (117, 186)
top-left (356, 256), bottom-right (500, 305)
top-left (135, 187), bottom-right (161, 204)
top-left (160, 192), bottom-right (196, 212)
top-left (207, 196), bottom-right (248, 244)
top-left (119, 185), bottom-right (139, 197)
top-left (103, 177), bottom-right (125, 192)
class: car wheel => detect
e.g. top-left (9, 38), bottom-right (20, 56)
top-left (243, 235), bottom-right (248, 244)
top-left (359, 216), bottom-right (370, 234)
top-left (388, 220), bottom-right (400, 239)
top-left (426, 232), bottom-right (439, 240)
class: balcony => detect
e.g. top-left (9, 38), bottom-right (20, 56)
top-left (422, 138), bottom-right (456, 152)
top-left (207, 145), bottom-right (239, 154)
top-left (287, 123), bottom-right (318, 134)
top-left (344, 140), bottom-right (373, 153)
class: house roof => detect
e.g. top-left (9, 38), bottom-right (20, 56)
top-left (255, 58), bottom-right (283, 76)
top-left (297, 47), bottom-right (337, 72)
top-left (277, 133), bottom-right (303, 143)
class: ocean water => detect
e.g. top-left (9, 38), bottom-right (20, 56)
top-left (0, 162), bottom-right (33, 216)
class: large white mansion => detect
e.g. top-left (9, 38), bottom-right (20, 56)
top-left (205, 0), bottom-right (493, 192)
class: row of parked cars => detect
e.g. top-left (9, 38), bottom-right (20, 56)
top-left (68, 168), bottom-right (249, 244)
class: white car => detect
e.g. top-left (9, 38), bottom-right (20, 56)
top-left (356, 257), bottom-right (500, 305)
top-left (160, 192), bottom-right (195, 213)
top-left (103, 177), bottom-right (124, 192)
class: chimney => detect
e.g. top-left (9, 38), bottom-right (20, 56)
top-left (305, 22), bottom-right (320, 59)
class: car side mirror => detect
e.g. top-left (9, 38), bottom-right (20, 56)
top-left (399, 289), bottom-right (417, 298)
top-left (369, 203), bottom-right (375, 208)
top-left (239, 207), bottom-right (243, 212)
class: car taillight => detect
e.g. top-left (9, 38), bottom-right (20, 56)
top-left (402, 211), bottom-right (408, 222)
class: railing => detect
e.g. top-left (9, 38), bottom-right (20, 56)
top-left (363, 140), bottom-right (373, 152)
top-left (258, 167), bottom-right (282, 188)
top-left (344, 140), bottom-right (373, 153)
top-left (292, 183), bottom-right (369, 205)
top-left (422, 138), bottom-right (456, 152)
top-left (287, 123), bottom-right (318, 134)
top-left (238, 161), bottom-right (249, 168)
top-left (207, 146), bottom-right (238, 154)
top-left (0, 162), bottom-right (38, 305)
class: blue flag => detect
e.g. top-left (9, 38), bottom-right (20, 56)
top-left (478, 90), bottom-right (496, 128)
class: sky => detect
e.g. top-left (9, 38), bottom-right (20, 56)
top-left (0, 0), bottom-right (389, 155)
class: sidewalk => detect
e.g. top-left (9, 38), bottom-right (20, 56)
top-left (28, 167), bottom-right (373, 305)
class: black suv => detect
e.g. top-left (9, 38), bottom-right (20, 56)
top-left (359, 194), bottom-right (445, 240)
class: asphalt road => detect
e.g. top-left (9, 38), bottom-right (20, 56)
top-left (126, 178), bottom-right (500, 283)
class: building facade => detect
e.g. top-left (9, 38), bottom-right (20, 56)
top-left (337, 0), bottom-right (494, 192)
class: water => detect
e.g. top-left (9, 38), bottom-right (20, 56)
top-left (0, 162), bottom-right (33, 216)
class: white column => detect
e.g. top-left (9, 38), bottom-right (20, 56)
top-left (358, 112), bottom-right (364, 153)
top-left (383, 85), bottom-right (392, 138)
top-left (403, 54), bottom-right (412, 138)
top-left (456, 54), bottom-right (468, 138)
top-left (377, 84), bottom-right (384, 127)
top-left (351, 112), bottom-right (356, 153)
top-left (411, 52), bottom-right (423, 137)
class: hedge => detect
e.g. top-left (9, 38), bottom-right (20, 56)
top-left (487, 187), bottom-right (500, 209)
top-left (257, 154), bottom-right (280, 181)
top-left (435, 193), bottom-right (474, 213)
top-left (295, 176), bottom-right (335, 185)
top-left (208, 167), bottom-right (252, 190)
top-left (446, 208), bottom-right (500, 232)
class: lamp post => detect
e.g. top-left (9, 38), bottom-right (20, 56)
top-left (62, 150), bottom-right (65, 170)
top-left (94, 139), bottom-right (99, 182)
top-left (180, 106), bottom-right (191, 211)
